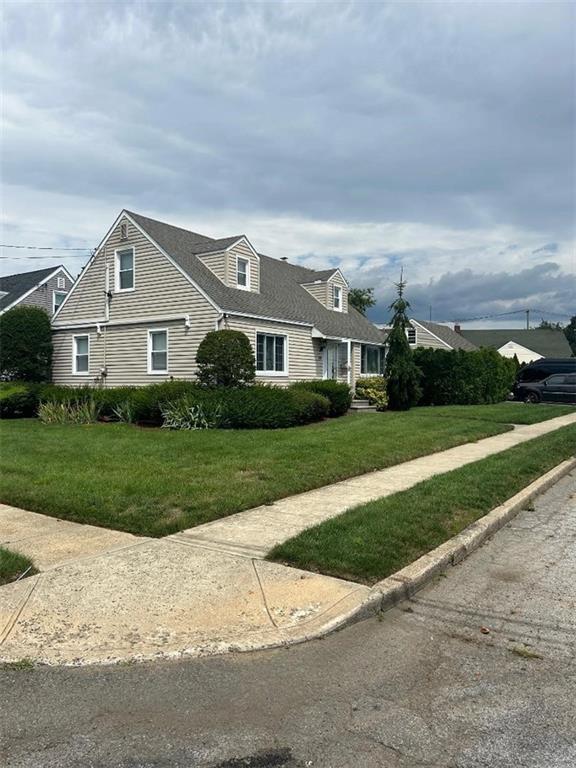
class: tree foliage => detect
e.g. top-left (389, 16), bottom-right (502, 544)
top-left (348, 287), bottom-right (376, 315)
top-left (196, 330), bottom-right (256, 388)
top-left (0, 306), bottom-right (52, 382)
top-left (384, 278), bottom-right (421, 410)
top-left (564, 316), bottom-right (576, 355)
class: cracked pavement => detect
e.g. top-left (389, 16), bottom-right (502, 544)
top-left (2, 471), bottom-right (575, 767)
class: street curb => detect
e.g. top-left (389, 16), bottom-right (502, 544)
top-left (278, 456), bottom-right (576, 646)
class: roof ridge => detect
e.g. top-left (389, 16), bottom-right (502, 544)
top-left (125, 209), bottom-right (224, 245)
top-left (0, 265), bottom-right (61, 281)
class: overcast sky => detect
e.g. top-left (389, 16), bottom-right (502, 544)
top-left (2, 1), bottom-right (574, 327)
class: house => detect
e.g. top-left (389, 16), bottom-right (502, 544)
top-left (51, 210), bottom-right (384, 387)
top-left (0, 265), bottom-right (74, 316)
top-left (378, 319), bottom-right (478, 352)
top-left (460, 328), bottom-right (573, 364)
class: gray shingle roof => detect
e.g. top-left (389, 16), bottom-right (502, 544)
top-left (414, 320), bottom-right (479, 351)
top-left (461, 329), bottom-right (573, 358)
top-left (127, 211), bottom-right (383, 343)
top-left (0, 266), bottom-right (60, 312)
top-left (300, 269), bottom-right (338, 283)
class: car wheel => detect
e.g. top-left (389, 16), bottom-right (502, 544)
top-left (525, 391), bottom-right (541, 404)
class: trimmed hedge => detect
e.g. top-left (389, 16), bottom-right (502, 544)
top-left (289, 380), bottom-right (352, 417)
top-left (1, 380), bottom-right (331, 429)
top-left (413, 347), bottom-right (517, 406)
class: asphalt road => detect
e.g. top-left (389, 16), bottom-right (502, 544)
top-left (2, 471), bottom-right (575, 768)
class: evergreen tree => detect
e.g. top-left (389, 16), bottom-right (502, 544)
top-left (384, 275), bottom-right (422, 410)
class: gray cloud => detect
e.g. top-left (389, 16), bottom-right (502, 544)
top-left (1, 1), bottom-right (574, 324)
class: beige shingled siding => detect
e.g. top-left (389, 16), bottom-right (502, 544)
top-left (197, 251), bottom-right (227, 282)
top-left (226, 240), bottom-right (260, 293)
top-left (301, 281), bottom-right (328, 306)
top-left (224, 315), bottom-right (323, 385)
top-left (52, 318), bottom-right (220, 387)
top-left (411, 323), bottom-right (451, 350)
top-left (52, 214), bottom-right (220, 385)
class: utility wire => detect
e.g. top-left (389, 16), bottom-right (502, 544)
top-left (0, 244), bottom-right (92, 251)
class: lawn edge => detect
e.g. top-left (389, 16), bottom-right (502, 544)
top-left (273, 456), bottom-right (576, 646)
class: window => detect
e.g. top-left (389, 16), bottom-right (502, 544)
top-left (546, 374), bottom-right (566, 385)
top-left (53, 291), bottom-right (67, 313)
top-left (237, 257), bottom-right (249, 289)
top-left (333, 285), bottom-right (342, 311)
top-left (406, 326), bottom-right (417, 344)
top-left (57, 276), bottom-right (65, 289)
top-left (148, 329), bottom-right (168, 373)
top-left (115, 247), bottom-right (134, 291)
top-left (73, 335), bottom-right (89, 374)
top-left (256, 333), bottom-right (286, 374)
top-left (361, 344), bottom-right (384, 375)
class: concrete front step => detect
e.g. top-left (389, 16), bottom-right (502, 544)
top-left (349, 400), bottom-right (378, 412)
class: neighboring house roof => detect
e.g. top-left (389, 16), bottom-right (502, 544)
top-left (413, 320), bottom-right (478, 351)
top-left (376, 320), bottom-right (478, 351)
top-left (461, 329), bottom-right (573, 358)
top-left (126, 211), bottom-right (383, 343)
top-left (300, 268), bottom-right (339, 283)
top-left (0, 266), bottom-right (70, 313)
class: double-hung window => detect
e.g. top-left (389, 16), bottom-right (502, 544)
top-left (148, 329), bottom-right (168, 374)
top-left (333, 285), bottom-right (342, 311)
top-left (256, 333), bottom-right (286, 375)
top-left (115, 247), bottom-right (134, 291)
top-left (361, 344), bottom-right (384, 375)
top-left (53, 291), bottom-right (67, 313)
top-left (73, 335), bottom-right (90, 374)
top-left (237, 257), bottom-right (249, 289)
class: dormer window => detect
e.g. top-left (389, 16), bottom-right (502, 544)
top-left (237, 256), bottom-right (250, 290)
top-left (333, 285), bottom-right (342, 311)
top-left (115, 247), bottom-right (135, 292)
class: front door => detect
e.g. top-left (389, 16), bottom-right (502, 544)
top-left (324, 341), bottom-right (348, 380)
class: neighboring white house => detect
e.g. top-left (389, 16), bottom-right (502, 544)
top-left (460, 329), bottom-right (573, 363)
top-left (51, 210), bottom-right (385, 387)
top-left (0, 265), bottom-right (74, 316)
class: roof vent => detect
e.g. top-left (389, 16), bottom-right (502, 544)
top-left (280, 256), bottom-right (288, 262)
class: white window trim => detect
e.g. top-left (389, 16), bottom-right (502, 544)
top-left (333, 285), bottom-right (342, 312)
top-left (72, 334), bottom-right (90, 376)
top-left (255, 331), bottom-right (289, 377)
top-left (236, 256), bottom-right (251, 291)
top-left (147, 328), bottom-right (169, 375)
top-left (114, 246), bottom-right (135, 293)
top-left (53, 290), bottom-right (67, 314)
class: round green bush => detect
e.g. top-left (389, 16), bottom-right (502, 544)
top-left (196, 330), bottom-right (256, 388)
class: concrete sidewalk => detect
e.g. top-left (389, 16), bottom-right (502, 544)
top-left (1, 411), bottom-right (575, 665)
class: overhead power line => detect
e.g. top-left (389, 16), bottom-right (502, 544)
top-left (0, 244), bottom-right (92, 251)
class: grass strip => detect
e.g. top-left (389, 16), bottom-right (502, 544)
top-left (417, 403), bottom-right (575, 425)
top-left (269, 424), bottom-right (576, 584)
top-left (0, 547), bottom-right (37, 586)
top-left (0, 409), bottom-right (514, 536)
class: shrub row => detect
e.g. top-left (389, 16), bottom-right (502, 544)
top-left (289, 380), bottom-right (352, 417)
top-left (413, 347), bottom-right (517, 406)
top-left (1, 379), bottom-right (345, 429)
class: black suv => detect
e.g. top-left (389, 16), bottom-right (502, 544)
top-left (512, 358), bottom-right (576, 404)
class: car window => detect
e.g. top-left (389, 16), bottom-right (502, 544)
top-left (546, 375), bottom-right (566, 385)
top-left (564, 374), bottom-right (576, 385)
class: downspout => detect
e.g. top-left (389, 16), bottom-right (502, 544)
top-left (347, 339), bottom-right (352, 387)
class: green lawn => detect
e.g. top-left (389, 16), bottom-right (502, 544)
top-left (416, 402), bottom-right (576, 425)
top-left (269, 424), bottom-right (576, 584)
top-left (0, 547), bottom-right (36, 586)
top-left (0, 407), bottom-right (521, 537)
